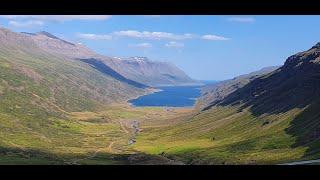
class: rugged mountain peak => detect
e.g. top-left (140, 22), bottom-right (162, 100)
top-left (284, 42), bottom-right (320, 68)
top-left (311, 42), bottom-right (320, 49)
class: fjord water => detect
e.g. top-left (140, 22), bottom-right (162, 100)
top-left (129, 86), bottom-right (202, 107)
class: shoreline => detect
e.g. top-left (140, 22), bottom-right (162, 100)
top-left (127, 86), bottom-right (200, 110)
top-left (130, 105), bottom-right (196, 110)
top-left (152, 83), bottom-right (205, 87)
top-left (126, 87), bottom-right (163, 107)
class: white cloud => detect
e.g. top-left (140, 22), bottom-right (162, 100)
top-left (76, 33), bottom-right (112, 40)
top-left (1, 15), bottom-right (111, 22)
top-left (201, 34), bottom-right (230, 41)
top-left (165, 41), bottom-right (184, 48)
top-left (114, 30), bottom-right (194, 40)
top-left (75, 30), bottom-right (229, 42)
top-left (227, 17), bottom-right (255, 23)
top-left (129, 43), bottom-right (152, 49)
top-left (8, 20), bottom-right (44, 28)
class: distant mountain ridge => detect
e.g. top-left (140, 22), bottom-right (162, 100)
top-left (78, 58), bottom-right (148, 89)
top-left (20, 30), bottom-right (198, 87)
top-left (0, 27), bottom-right (199, 110)
top-left (0, 27), bottom-right (150, 113)
top-left (197, 66), bottom-right (279, 109)
top-left (107, 56), bottom-right (201, 87)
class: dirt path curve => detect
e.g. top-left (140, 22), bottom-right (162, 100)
top-left (107, 141), bottom-right (115, 153)
top-left (119, 121), bottom-right (129, 134)
top-left (67, 120), bottom-right (138, 165)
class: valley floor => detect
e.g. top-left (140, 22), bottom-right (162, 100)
top-left (1, 102), bottom-right (319, 165)
top-left (0, 103), bottom-right (194, 165)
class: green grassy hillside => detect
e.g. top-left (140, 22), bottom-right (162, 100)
top-left (133, 105), bottom-right (311, 164)
top-left (133, 43), bottom-right (320, 164)
top-left (1, 27), bottom-right (320, 165)
top-left (0, 102), bottom-right (192, 164)
top-left (0, 28), bottom-right (155, 164)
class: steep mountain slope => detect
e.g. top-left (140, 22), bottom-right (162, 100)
top-left (105, 57), bottom-right (200, 87)
top-left (217, 43), bottom-right (320, 114)
top-left (196, 66), bottom-right (279, 109)
top-left (213, 43), bottom-right (320, 156)
top-left (20, 31), bottom-right (197, 87)
top-left (0, 27), bottom-right (156, 164)
top-left (0, 27), bottom-right (149, 112)
top-left (0, 27), bottom-right (199, 165)
top-left (134, 43), bottom-right (320, 164)
top-left (21, 31), bottom-right (97, 58)
top-left (0, 27), bottom-right (201, 164)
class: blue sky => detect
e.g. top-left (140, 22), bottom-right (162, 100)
top-left (1, 15), bottom-right (320, 80)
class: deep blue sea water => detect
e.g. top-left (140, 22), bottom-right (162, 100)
top-left (128, 86), bottom-right (203, 107)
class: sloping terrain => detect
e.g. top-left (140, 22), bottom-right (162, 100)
top-left (0, 27), bottom-right (195, 165)
top-left (0, 27), bottom-right (154, 164)
top-left (20, 31), bottom-right (198, 87)
top-left (0, 27), bottom-right (151, 112)
top-left (78, 58), bottom-right (147, 89)
top-left (133, 43), bottom-right (320, 164)
top-left (2, 26), bottom-right (320, 165)
top-left (105, 57), bottom-right (200, 87)
top-left (196, 66), bottom-right (279, 109)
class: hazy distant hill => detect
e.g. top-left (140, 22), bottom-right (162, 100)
top-left (196, 66), bottom-right (279, 109)
top-left (104, 56), bottom-right (200, 87)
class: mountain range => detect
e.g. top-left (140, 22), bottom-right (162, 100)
top-left (0, 27), bottom-right (198, 111)
top-left (1, 25), bottom-right (320, 164)
top-left (20, 30), bottom-right (199, 87)
top-left (0, 27), bottom-right (199, 164)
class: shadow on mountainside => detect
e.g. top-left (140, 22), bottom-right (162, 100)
top-left (284, 102), bottom-right (320, 158)
top-left (0, 145), bottom-right (178, 165)
top-left (202, 61), bottom-right (320, 159)
top-left (79, 58), bottom-right (148, 89)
